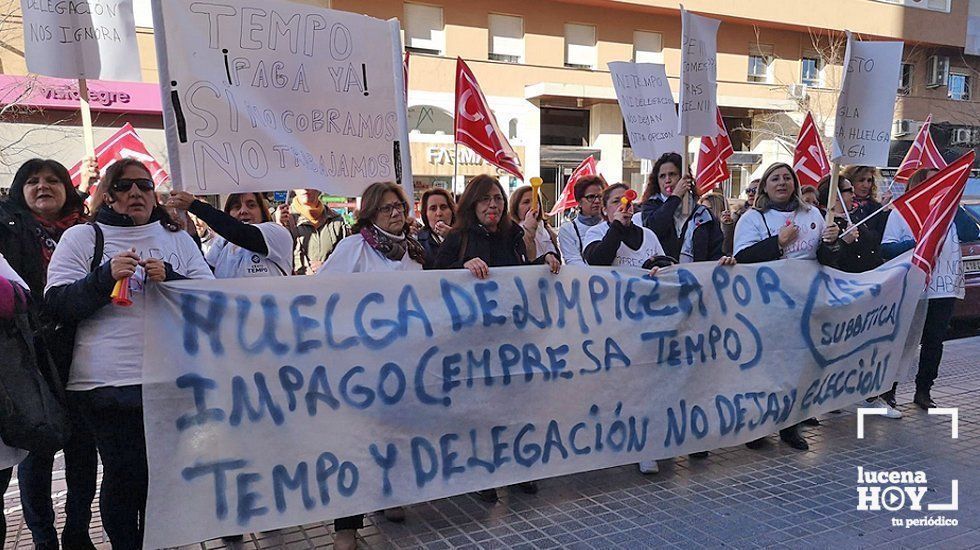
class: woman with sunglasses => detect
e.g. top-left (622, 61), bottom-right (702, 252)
top-left (434, 174), bottom-right (561, 279)
top-left (816, 176), bottom-right (882, 274)
top-left (168, 191), bottom-right (294, 278)
top-left (45, 159), bottom-right (214, 549)
top-left (557, 175), bottom-right (606, 266)
top-left (316, 181), bottom-right (423, 549)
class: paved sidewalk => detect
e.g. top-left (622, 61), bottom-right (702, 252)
top-left (5, 337), bottom-right (979, 549)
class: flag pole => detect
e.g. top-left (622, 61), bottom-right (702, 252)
top-left (78, 78), bottom-right (96, 159)
top-left (825, 161), bottom-right (840, 225)
top-left (453, 141), bottom-right (459, 196)
top-left (682, 136), bottom-right (695, 215)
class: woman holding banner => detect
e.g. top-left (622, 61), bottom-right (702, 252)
top-left (557, 175), bottom-right (606, 266)
top-left (734, 162), bottom-right (840, 451)
top-left (45, 159), bottom-right (214, 549)
top-left (168, 191), bottom-right (294, 278)
top-left (434, 174), bottom-right (561, 279)
top-left (0, 159), bottom-right (98, 550)
top-left (317, 181), bottom-right (424, 549)
top-left (417, 188), bottom-right (456, 269)
top-left (510, 184), bottom-right (561, 262)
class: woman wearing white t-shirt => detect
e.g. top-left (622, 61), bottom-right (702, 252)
top-left (510, 184), bottom-right (561, 262)
top-left (880, 168), bottom-right (978, 410)
top-left (557, 175), bottom-right (606, 266)
top-left (0, 254), bottom-right (29, 542)
top-left (733, 162), bottom-right (840, 452)
top-left (583, 183), bottom-right (668, 272)
top-left (169, 191), bottom-right (294, 278)
top-left (317, 181), bottom-right (423, 550)
top-left (45, 159), bottom-right (214, 549)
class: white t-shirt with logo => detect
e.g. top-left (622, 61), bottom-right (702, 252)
top-left (583, 222), bottom-right (665, 268)
top-left (558, 217), bottom-right (593, 266)
top-left (205, 222), bottom-right (294, 278)
top-left (318, 233), bottom-right (423, 274)
top-left (882, 210), bottom-right (964, 300)
top-left (733, 206), bottom-right (825, 260)
top-left (45, 222), bottom-right (215, 391)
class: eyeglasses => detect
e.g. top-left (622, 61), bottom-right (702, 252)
top-left (110, 178), bottom-right (154, 193)
top-left (378, 201), bottom-right (408, 216)
top-left (746, 188), bottom-right (758, 195)
top-left (840, 187), bottom-right (854, 193)
top-left (581, 193), bottom-right (602, 203)
top-left (477, 194), bottom-right (505, 205)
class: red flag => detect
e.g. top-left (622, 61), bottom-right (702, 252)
top-left (69, 123), bottom-right (170, 188)
top-left (403, 51), bottom-right (410, 96)
top-left (910, 151), bottom-right (973, 279)
top-left (548, 156), bottom-right (599, 216)
top-left (454, 58), bottom-right (523, 180)
top-left (895, 114), bottom-right (947, 184)
top-left (694, 108), bottom-right (733, 195)
top-left (893, 150), bottom-right (973, 239)
top-left (793, 112), bottom-right (830, 188)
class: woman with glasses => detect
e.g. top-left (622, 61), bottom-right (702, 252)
top-left (168, 191), bottom-right (294, 278)
top-left (45, 159), bottom-right (214, 549)
top-left (557, 175), bottom-right (606, 266)
top-left (434, 174), bottom-right (561, 279)
top-left (816, 176), bottom-right (882, 274)
top-left (317, 181), bottom-right (425, 549)
top-left (417, 188), bottom-right (456, 268)
top-left (509, 184), bottom-right (561, 262)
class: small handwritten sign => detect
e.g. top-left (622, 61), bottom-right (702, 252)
top-left (20, 0), bottom-right (141, 81)
top-left (677, 7), bottom-right (720, 137)
top-left (610, 62), bottom-right (683, 160)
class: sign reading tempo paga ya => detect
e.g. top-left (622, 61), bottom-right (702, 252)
top-left (142, 255), bottom-right (927, 547)
top-left (150, 0), bottom-right (412, 197)
top-left (20, 0), bottom-right (141, 81)
top-left (831, 32), bottom-right (903, 165)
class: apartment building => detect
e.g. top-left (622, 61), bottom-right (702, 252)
top-left (1, 0), bottom-right (979, 205)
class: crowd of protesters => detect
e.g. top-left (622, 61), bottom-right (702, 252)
top-left (0, 148), bottom-right (976, 549)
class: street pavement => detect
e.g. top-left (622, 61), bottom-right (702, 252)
top-left (4, 336), bottom-right (979, 549)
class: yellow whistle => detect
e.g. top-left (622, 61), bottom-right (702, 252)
top-left (530, 177), bottom-right (543, 212)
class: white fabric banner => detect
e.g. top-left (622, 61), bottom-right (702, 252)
top-left (831, 33), bottom-right (904, 165)
top-left (677, 7), bottom-right (720, 137)
top-left (20, 0), bottom-right (141, 81)
top-left (143, 257), bottom-right (926, 547)
top-left (610, 62), bottom-right (684, 161)
top-left (150, 0), bottom-right (412, 197)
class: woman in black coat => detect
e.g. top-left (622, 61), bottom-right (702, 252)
top-left (416, 187), bottom-right (455, 269)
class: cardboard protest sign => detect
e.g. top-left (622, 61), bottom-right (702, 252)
top-left (610, 62), bottom-right (683, 161)
top-left (677, 7), bottom-right (720, 137)
top-left (20, 0), bottom-right (142, 81)
top-left (151, 0), bottom-right (412, 197)
top-left (831, 33), bottom-right (903, 165)
top-left (143, 256), bottom-right (926, 546)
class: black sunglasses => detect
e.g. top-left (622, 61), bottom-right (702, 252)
top-left (111, 178), bottom-right (154, 193)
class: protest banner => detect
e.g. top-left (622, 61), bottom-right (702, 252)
top-left (677, 7), bottom-right (720, 138)
top-left (150, 0), bottom-right (412, 198)
top-left (20, 0), bottom-right (142, 81)
top-left (143, 255), bottom-right (926, 547)
top-left (830, 33), bottom-right (903, 166)
top-left (609, 62), bottom-right (683, 162)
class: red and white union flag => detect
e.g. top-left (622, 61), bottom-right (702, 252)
top-left (694, 108), bottom-right (733, 196)
top-left (454, 58), bottom-right (523, 180)
top-left (69, 123), bottom-right (170, 188)
top-left (793, 112), bottom-right (830, 188)
top-left (894, 114), bottom-right (947, 184)
top-left (548, 156), bottom-right (600, 216)
top-left (909, 150), bottom-right (973, 279)
top-left (893, 149), bottom-right (972, 239)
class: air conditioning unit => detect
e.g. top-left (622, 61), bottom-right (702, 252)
top-left (788, 83), bottom-right (808, 99)
top-left (893, 119), bottom-right (913, 137)
top-left (951, 127), bottom-right (972, 145)
top-left (926, 55), bottom-right (949, 88)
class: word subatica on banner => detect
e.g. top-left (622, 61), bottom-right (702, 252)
top-left (610, 62), bottom-right (683, 161)
top-left (142, 257), bottom-right (926, 547)
top-left (150, 0), bottom-right (412, 197)
top-left (20, 0), bottom-right (142, 81)
top-left (677, 7), bottom-right (720, 137)
top-left (831, 33), bottom-right (903, 165)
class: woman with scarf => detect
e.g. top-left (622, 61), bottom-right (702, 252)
top-left (509, 184), bottom-right (561, 261)
top-left (841, 165), bottom-right (891, 244)
top-left (434, 174), bottom-right (561, 279)
top-left (288, 188), bottom-right (349, 275)
top-left (0, 158), bottom-right (98, 550)
top-left (417, 187), bottom-right (456, 268)
top-left (316, 181), bottom-right (424, 549)
top-left (45, 159), bottom-right (213, 549)
top-left (557, 175), bottom-right (606, 266)
top-left (168, 191), bottom-right (294, 278)
top-left (734, 162), bottom-right (840, 451)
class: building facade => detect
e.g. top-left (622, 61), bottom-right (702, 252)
top-left (1, 0), bottom-right (980, 207)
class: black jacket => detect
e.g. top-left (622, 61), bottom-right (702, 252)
top-left (826, 213), bottom-right (883, 273)
top-left (417, 228), bottom-right (443, 270)
top-left (638, 195), bottom-right (668, 227)
top-left (0, 201), bottom-right (50, 297)
top-left (851, 197), bottom-right (888, 247)
top-left (434, 223), bottom-right (546, 269)
top-left (644, 196), bottom-right (724, 262)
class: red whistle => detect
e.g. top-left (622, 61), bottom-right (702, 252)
top-left (620, 189), bottom-right (637, 212)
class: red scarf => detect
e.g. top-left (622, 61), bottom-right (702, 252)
top-left (32, 211), bottom-right (85, 266)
